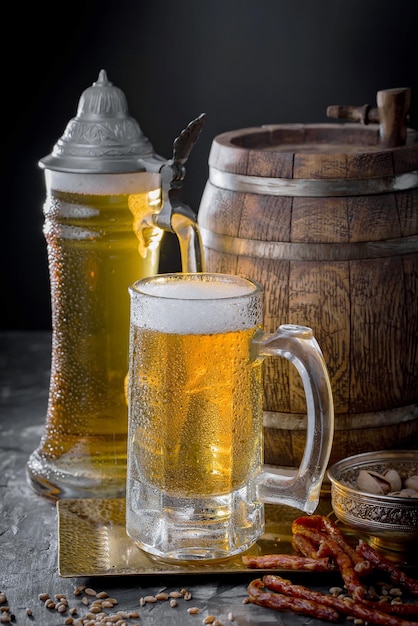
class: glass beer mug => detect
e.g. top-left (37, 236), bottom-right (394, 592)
top-left (126, 272), bottom-right (334, 561)
top-left (26, 70), bottom-right (205, 500)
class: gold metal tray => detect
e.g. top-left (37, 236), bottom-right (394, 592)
top-left (57, 498), bottom-right (416, 578)
top-left (57, 498), bottom-right (332, 577)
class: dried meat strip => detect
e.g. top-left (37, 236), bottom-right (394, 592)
top-left (292, 532), bottom-right (321, 558)
top-left (291, 517), bottom-right (369, 601)
top-left (242, 553), bottom-right (333, 571)
top-left (293, 515), bottom-right (372, 574)
top-left (357, 540), bottom-right (418, 596)
top-left (247, 578), bottom-right (341, 623)
top-left (261, 574), bottom-right (418, 626)
top-left (319, 535), bottom-right (368, 601)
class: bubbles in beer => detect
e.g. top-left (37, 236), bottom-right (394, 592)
top-left (27, 171), bottom-right (163, 498)
top-left (128, 318), bottom-right (263, 496)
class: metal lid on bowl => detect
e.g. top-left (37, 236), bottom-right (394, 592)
top-left (39, 69), bottom-right (155, 174)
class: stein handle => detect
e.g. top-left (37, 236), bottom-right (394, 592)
top-left (254, 324), bottom-right (334, 514)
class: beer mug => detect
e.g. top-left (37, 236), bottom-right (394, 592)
top-left (126, 272), bottom-right (334, 561)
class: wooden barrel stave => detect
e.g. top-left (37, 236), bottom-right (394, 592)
top-left (198, 123), bottom-right (418, 467)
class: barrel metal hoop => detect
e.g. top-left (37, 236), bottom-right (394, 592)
top-left (209, 167), bottom-right (418, 197)
top-left (199, 227), bottom-right (418, 261)
top-left (263, 404), bottom-right (418, 431)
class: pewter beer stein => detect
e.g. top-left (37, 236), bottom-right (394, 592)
top-left (26, 70), bottom-right (205, 500)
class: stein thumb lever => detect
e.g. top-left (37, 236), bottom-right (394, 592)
top-left (155, 113), bottom-right (207, 272)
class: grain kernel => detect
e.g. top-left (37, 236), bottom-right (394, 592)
top-left (0, 595), bottom-right (6, 606)
top-left (170, 599), bottom-right (178, 607)
top-left (227, 613), bottom-right (235, 621)
top-left (169, 591), bottom-right (183, 598)
top-left (156, 592), bottom-right (169, 601)
top-left (144, 595), bottom-right (158, 603)
top-left (203, 616), bottom-right (215, 623)
top-left (187, 607), bottom-right (200, 614)
top-left (85, 588), bottom-right (97, 596)
top-left (390, 588), bottom-right (402, 597)
top-left (73, 586), bottom-right (86, 596)
top-left (96, 591), bottom-right (109, 599)
top-left (38, 593), bottom-right (50, 602)
top-left (184, 591), bottom-right (192, 601)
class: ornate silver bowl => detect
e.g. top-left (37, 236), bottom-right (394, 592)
top-left (327, 450), bottom-right (418, 551)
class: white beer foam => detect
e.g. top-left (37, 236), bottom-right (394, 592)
top-left (130, 277), bottom-right (261, 334)
top-left (45, 170), bottom-right (161, 194)
top-left (141, 279), bottom-right (251, 299)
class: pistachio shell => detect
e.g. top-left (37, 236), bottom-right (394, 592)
top-left (404, 475), bottom-right (418, 491)
top-left (356, 470), bottom-right (391, 495)
top-left (383, 468), bottom-right (402, 492)
top-left (390, 488), bottom-right (418, 498)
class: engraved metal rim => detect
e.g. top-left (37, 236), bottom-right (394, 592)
top-left (209, 167), bottom-right (418, 197)
top-left (331, 491), bottom-right (418, 536)
top-left (199, 226), bottom-right (418, 261)
top-left (331, 506), bottom-right (418, 538)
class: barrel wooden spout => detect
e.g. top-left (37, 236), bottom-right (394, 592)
top-left (327, 87), bottom-right (411, 147)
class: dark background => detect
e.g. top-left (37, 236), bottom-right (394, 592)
top-left (2, 0), bottom-right (417, 330)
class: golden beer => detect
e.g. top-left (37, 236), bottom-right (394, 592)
top-left (129, 325), bottom-right (263, 496)
top-left (126, 273), bottom-right (265, 558)
top-left (27, 172), bottom-right (163, 498)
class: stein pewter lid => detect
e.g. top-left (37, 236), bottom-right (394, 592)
top-left (39, 69), bottom-right (155, 173)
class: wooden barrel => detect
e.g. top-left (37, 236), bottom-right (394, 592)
top-left (197, 123), bottom-right (418, 467)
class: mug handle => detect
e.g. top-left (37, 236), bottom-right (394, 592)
top-left (254, 324), bottom-right (334, 514)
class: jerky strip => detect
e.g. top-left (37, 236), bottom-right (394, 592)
top-left (262, 574), bottom-right (418, 626)
top-left (357, 540), bottom-right (418, 595)
top-left (247, 578), bottom-right (341, 623)
top-left (242, 553), bottom-right (332, 571)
